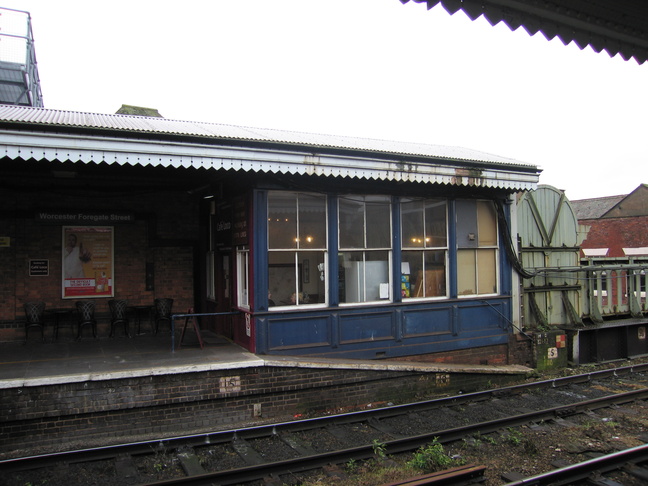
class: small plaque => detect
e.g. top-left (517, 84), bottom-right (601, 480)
top-left (30, 259), bottom-right (49, 276)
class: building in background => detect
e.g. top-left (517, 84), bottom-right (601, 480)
top-left (572, 184), bottom-right (648, 262)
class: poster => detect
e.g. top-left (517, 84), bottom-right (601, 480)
top-left (62, 226), bottom-right (114, 299)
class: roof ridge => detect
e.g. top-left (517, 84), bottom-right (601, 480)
top-left (571, 194), bottom-right (626, 203)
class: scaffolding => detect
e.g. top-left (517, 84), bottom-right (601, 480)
top-left (0, 7), bottom-right (43, 107)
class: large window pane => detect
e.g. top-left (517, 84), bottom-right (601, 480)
top-left (477, 201), bottom-right (497, 246)
top-left (401, 199), bottom-right (424, 248)
top-left (425, 199), bottom-right (447, 247)
top-left (268, 193), bottom-right (297, 249)
top-left (401, 251), bottom-right (422, 298)
top-left (457, 249), bottom-right (476, 296)
top-left (299, 250), bottom-right (326, 304)
top-left (365, 196), bottom-right (391, 248)
top-left (268, 250), bottom-right (326, 306)
top-left (456, 199), bottom-right (498, 297)
top-left (401, 198), bottom-right (447, 300)
top-left (423, 250), bottom-right (446, 297)
top-left (402, 250), bottom-right (446, 298)
top-left (299, 194), bottom-right (327, 249)
top-left (477, 248), bottom-right (497, 294)
top-left (236, 249), bottom-right (249, 308)
top-left (339, 196), bottom-right (364, 248)
top-left (339, 250), bottom-right (389, 303)
top-left (268, 253), bottom-right (294, 306)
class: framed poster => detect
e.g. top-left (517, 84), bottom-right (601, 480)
top-left (62, 226), bottom-right (114, 299)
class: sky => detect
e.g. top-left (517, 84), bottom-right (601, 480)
top-left (1, 0), bottom-right (647, 201)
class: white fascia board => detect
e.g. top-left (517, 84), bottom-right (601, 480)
top-left (0, 130), bottom-right (539, 190)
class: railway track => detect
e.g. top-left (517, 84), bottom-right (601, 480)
top-left (503, 443), bottom-right (648, 485)
top-left (2, 363), bottom-right (648, 485)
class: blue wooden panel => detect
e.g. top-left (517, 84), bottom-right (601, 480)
top-left (457, 300), bottom-right (508, 332)
top-left (339, 311), bottom-right (394, 343)
top-left (258, 298), bottom-right (511, 358)
top-left (267, 315), bottom-right (331, 350)
top-left (403, 306), bottom-right (452, 337)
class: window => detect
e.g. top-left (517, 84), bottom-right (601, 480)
top-left (456, 200), bottom-right (498, 296)
top-left (401, 198), bottom-right (447, 299)
top-left (268, 192), bottom-right (327, 307)
top-left (236, 247), bottom-right (249, 309)
top-left (338, 195), bottom-right (391, 303)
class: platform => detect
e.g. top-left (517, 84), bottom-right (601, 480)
top-left (0, 334), bottom-right (534, 456)
top-left (0, 333), bottom-right (264, 389)
top-left (0, 332), bottom-right (532, 390)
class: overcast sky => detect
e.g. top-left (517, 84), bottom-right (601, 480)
top-left (2, 0), bottom-right (646, 201)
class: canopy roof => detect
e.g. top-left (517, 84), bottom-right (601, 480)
top-left (0, 105), bottom-right (539, 191)
top-left (401, 0), bottom-right (648, 64)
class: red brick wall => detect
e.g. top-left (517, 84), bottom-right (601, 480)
top-left (390, 344), bottom-right (511, 366)
top-left (0, 186), bottom-right (199, 342)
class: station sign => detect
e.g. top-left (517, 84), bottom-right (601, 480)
top-left (36, 211), bottom-right (135, 224)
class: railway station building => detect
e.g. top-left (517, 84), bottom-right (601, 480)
top-left (0, 104), bottom-right (541, 363)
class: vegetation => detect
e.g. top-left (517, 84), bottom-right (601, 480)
top-left (407, 437), bottom-right (464, 473)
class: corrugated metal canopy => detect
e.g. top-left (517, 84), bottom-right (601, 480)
top-left (401, 0), bottom-right (648, 65)
top-left (0, 105), bottom-right (540, 191)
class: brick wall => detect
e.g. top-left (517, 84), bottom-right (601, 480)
top-left (0, 186), bottom-right (199, 342)
top-left (508, 333), bottom-right (534, 367)
top-left (0, 365), bottom-right (524, 457)
top-left (390, 344), bottom-right (510, 366)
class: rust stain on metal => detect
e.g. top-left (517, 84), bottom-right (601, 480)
top-left (453, 167), bottom-right (484, 186)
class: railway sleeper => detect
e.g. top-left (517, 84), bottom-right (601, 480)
top-left (368, 417), bottom-right (404, 438)
top-left (232, 438), bottom-right (266, 465)
top-left (624, 462), bottom-right (648, 481)
top-left (114, 454), bottom-right (140, 482)
top-left (278, 431), bottom-right (318, 456)
top-left (586, 473), bottom-right (623, 485)
top-left (379, 464), bottom-right (487, 485)
top-left (323, 463), bottom-right (349, 481)
top-left (176, 447), bottom-right (206, 476)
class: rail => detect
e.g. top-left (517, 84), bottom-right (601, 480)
top-left (170, 311), bottom-right (241, 352)
top-left (503, 443), bottom-right (648, 486)
top-left (3, 364), bottom-right (647, 484)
